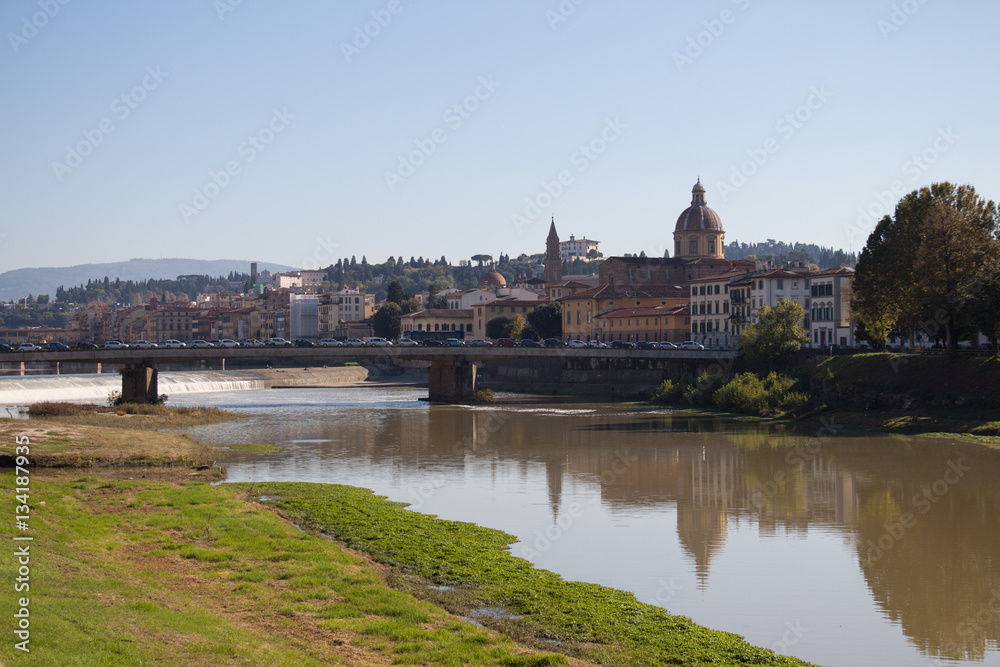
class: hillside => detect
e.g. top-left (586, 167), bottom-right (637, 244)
top-left (0, 258), bottom-right (295, 302)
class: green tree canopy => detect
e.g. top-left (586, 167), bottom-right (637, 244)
top-left (485, 316), bottom-right (511, 340)
top-left (739, 300), bottom-right (809, 371)
top-left (372, 302), bottom-right (402, 340)
top-left (526, 303), bottom-right (562, 340)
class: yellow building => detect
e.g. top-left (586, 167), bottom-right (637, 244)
top-left (471, 300), bottom-right (546, 340)
top-left (557, 284), bottom-right (689, 342)
top-left (596, 305), bottom-right (690, 343)
top-left (401, 309), bottom-right (473, 336)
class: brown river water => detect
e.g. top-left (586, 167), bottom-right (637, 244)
top-left (166, 385), bottom-right (1000, 667)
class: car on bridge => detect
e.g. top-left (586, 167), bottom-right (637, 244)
top-left (48, 341), bottom-right (70, 351)
top-left (160, 340), bottom-right (186, 348)
top-left (396, 338), bottom-right (418, 347)
top-left (318, 338), bottom-right (343, 347)
top-left (0, 342), bottom-right (12, 353)
top-left (366, 337), bottom-right (392, 347)
top-left (217, 339), bottom-right (239, 348)
top-left (610, 340), bottom-right (635, 349)
top-left (636, 341), bottom-right (656, 350)
top-left (238, 339), bottom-right (265, 348)
top-left (344, 338), bottom-right (366, 347)
top-left (292, 339), bottom-right (315, 347)
top-left (678, 341), bottom-right (705, 350)
top-left (543, 338), bottom-right (566, 348)
top-left (464, 339), bottom-right (491, 347)
top-left (76, 341), bottom-right (99, 350)
top-left (131, 340), bottom-right (158, 349)
top-left (18, 343), bottom-right (43, 351)
top-left (419, 339), bottom-right (443, 347)
top-left (103, 340), bottom-right (130, 350)
top-left (443, 338), bottom-right (464, 346)
top-left (188, 340), bottom-right (213, 348)
top-left (517, 339), bottom-right (541, 348)
top-left (493, 338), bottom-right (516, 347)
top-left (267, 338), bottom-right (292, 347)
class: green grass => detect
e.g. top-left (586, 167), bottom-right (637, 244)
top-left (238, 482), bottom-right (815, 666)
top-left (0, 473), bottom-right (567, 667)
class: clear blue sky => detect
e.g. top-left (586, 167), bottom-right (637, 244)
top-left (2, 0), bottom-right (997, 271)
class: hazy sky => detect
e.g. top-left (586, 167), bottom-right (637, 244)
top-left (2, 1), bottom-right (996, 272)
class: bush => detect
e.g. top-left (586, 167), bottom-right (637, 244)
top-left (650, 380), bottom-right (680, 404)
top-left (712, 372), bottom-right (809, 417)
top-left (682, 370), bottom-right (724, 407)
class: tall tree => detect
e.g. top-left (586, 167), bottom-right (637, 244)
top-left (740, 300), bottom-right (809, 371)
top-left (485, 316), bottom-right (511, 340)
top-left (372, 302), bottom-right (403, 340)
top-left (526, 303), bottom-right (562, 340)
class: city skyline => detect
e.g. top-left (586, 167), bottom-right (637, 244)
top-left (2, 1), bottom-right (996, 272)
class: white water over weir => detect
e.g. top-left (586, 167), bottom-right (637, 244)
top-left (0, 371), bottom-right (266, 405)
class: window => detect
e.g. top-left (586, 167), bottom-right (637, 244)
top-left (714, 284), bottom-right (720, 294)
top-left (699, 286), bottom-right (705, 295)
top-left (691, 287), bottom-right (697, 296)
top-left (689, 240), bottom-right (698, 254)
top-left (777, 279), bottom-right (784, 289)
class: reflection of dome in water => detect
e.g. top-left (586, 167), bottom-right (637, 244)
top-left (479, 270), bottom-right (507, 289)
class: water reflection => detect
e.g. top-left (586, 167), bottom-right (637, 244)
top-left (179, 390), bottom-right (1000, 666)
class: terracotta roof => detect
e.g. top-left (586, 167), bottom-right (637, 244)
top-left (675, 204), bottom-right (723, 232)
top-left (402, 309), bottom-right (473, 319)
top-left (596, 304), bottom-right (690, 319)
top-left (689, 269), bottom-right (757, 283)
top-left (556, 284), bottom-right (689, 302)
top-left (812, 267), bottom-right (855, 277)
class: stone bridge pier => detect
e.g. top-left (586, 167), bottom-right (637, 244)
top-left (120, 364), bottom-right (159, 404)
top-left (427, 359), bottom-right (476, 403)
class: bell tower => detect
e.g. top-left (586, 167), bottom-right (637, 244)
top-left (544, 217), bottom-right (562, 284)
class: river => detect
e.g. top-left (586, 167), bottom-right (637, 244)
top-left (67, 383), bottom-right (1000, 665)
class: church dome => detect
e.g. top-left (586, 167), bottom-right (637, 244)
top-left (675, 179), bottom-right (723, 232)
top-left (479, 270), bottom-right (507, 290)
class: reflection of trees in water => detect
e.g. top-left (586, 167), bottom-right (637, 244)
top-left (851, 451), bottom-right (1000, 662)
top-left (245, 402), bottom-right (1000, 662)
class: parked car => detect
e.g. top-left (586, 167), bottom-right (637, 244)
top-left (47, 341), bottom-right (70, 351)
top-left (130, 340), bottom-right (158, 349)
top-left (217, 339), bottom-right (239, 348)
top-left (318, 338), bottom-right (344, 347)
top-left (610, 340), bottom-right (635, 349)
top-left (239, 339), bottom-right (265, 348)
top-left (678, 341), bottom-right (705, 350)
top-left (543, 338), bottom-right (566, 348)
top-left (493, 338), bottom-right (516, 347)
top-left (292, 339), bottom-right (315, 347)
top-left (656, 342), bottom-right (677, 349)
top-left (420, 339), bottom-right (443, 347)
top-left (464, 339), bottom-right (491, 347)
top-left (517, 339), bottom-right (541, 348)
top-left (443, 338), bottom-right (464, 346)
top-left (344, 338), bottom-right (366, 347)
top-left (636, 341), bottom-right (656, 349)
top-left (567, 340), bottom-right (587, 348)
top-left (76, 341), bottom-right (99, 350)
top-left (396, 337), bottom-right (418, 347)
top-left (188, 340), bottom-right (213, 348)
top-left (267, 338), bottom-right (292, 347)
top-left (586, 340), bottom-right (607, 348)
top-left (0, 342), bottom-right (12, 353)
top-left (366, 337), bottom-right (392, 347)
top-left (206, 339), bottom-right (223, 347)
top-left (18, 343), bottom-right (43, 351)
top-left (160, 339), bottom-right (186, 349)
top-left (103, 340), bottom-right (129, 350)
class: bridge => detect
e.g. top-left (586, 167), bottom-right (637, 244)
top-left (10, 347), bottom-right (739, 403)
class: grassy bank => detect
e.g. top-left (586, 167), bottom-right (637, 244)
top-left (2, 405), bottom-right (816, 666)
top-left (241, 482), bottom-right (812, 667)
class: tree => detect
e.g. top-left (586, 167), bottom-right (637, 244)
top-left (526, 303), bottom-right (562, 340)
top-left (471, 254), bottom-right (492, 267)
top-left (35, 294), bottom-right (49, 305)
top-left (508, 313), bottom-right (527, 340)
top-left (486, 316), bottom-right (511, 340)
top-left (739, 300), bottom-right (809, 371)
top-left (386, 281), bottom-right (408, 304)
top-left (372, 302), bottom-right (402, 340)
top-left (852, 182), bottom-right (999, 352)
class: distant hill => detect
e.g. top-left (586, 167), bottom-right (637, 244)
top-left (0, 258), bottom-right (296, 302)
top-left (724, 240), bottom-right (856, 269)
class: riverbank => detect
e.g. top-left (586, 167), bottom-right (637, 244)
top-left (1, 407), bottom-right (813, 666)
